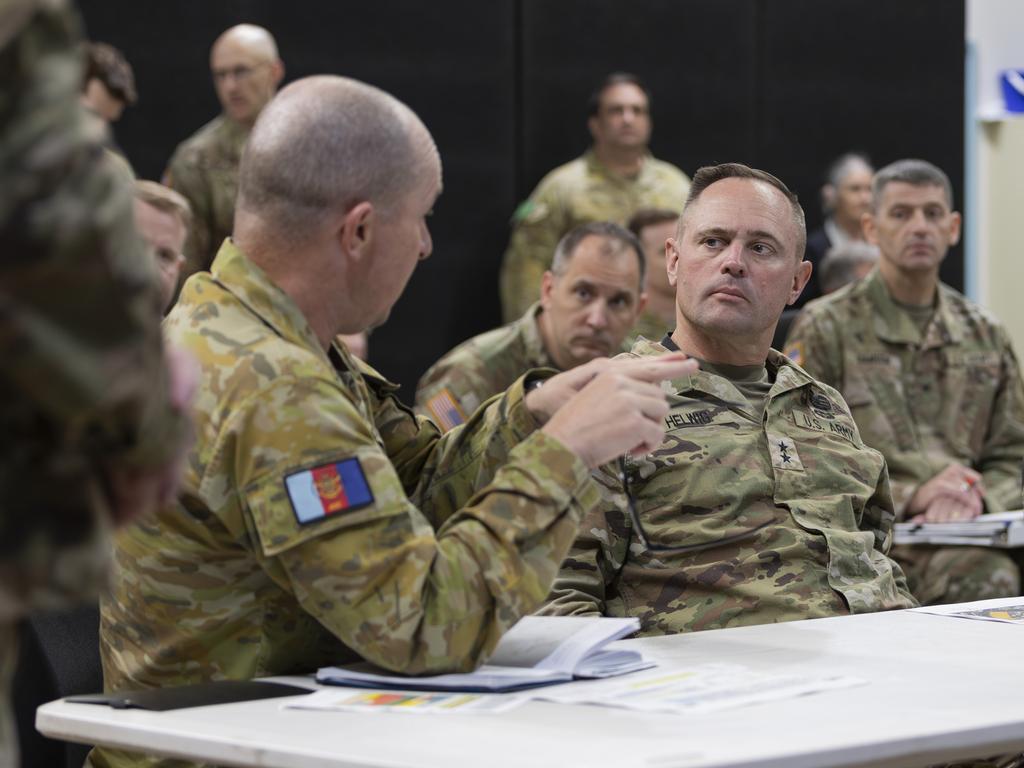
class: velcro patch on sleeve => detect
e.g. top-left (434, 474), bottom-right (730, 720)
top-left (424, 387), bottom-right (467, 431)
top-left (284, 458), bottom-right (375, 525)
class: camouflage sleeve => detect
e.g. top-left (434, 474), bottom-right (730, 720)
top-left (163, 147), bottom-right (212, 278)
top-left (784, 308), bottom-right (844, 386)
top-left (977, 331), bottom-right (1024, 511)
top-left (0, 0), bottom-right (181, 471)
top-left (538, 464), bottom-right (631, 617)
top-left (498, 181), bottom-right (567, 324)
top-left (222, 372), bottom-right (600, 675)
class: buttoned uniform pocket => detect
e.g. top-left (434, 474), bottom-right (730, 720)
top-left (942, 350), bottom-right (1002, 457)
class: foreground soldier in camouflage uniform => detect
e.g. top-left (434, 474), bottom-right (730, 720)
top-left (91, 75), bottom-right (695, 768)
top-left (0, 1), bottom-right (190, 763)
top-left (542, 163), bottom-right (916, 635)
top-left (499, 72), bottom-right (690, 323)
top-left (786, 159), bottom-right (1024, 605)
top-left (416, 222), bottom-right (647, 430)
top-left (163, 24), bottom-right (284, 278)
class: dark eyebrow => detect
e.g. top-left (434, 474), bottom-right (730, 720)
top-left (694, 226), bottom-right (736, 241)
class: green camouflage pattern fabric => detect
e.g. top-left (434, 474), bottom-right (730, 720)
top-left (626, 308), bottom-right (673, 349)
top-left (415, 303), bottom-right (556, 430)
top-left (785, 267), bottom-right (1024, 604)
top-left (92, 240), bottom-right (599, 768)
top-left (1, 0), bottom-right (183, 762)
top-left (163, 114), bottom-right (248, 278)
top-left (540, 338), bottom-right (915, 636)
top-left (499, 151), bottom-right (690, 323)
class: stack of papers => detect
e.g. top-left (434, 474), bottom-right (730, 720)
top-left (317, 616), bottom-right (652, 693)
top-left (894, 510), bottom-right (1024, 548)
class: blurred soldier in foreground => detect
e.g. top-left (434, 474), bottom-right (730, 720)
top-left (627, 207), bottom-right (679, 345)
top-left (543, 163), bottom-right (915, 634)
top-left (133, 180), bottom-right (190, 313)
top-left (164, 23), bottom-right (284, 277)
top-left (1, 1), bottom-right (190, 763)
top-left (787, 159), bottom-right (1024, 605)
top-left (92, 75), bottom-right (694, 768)
top-left (416, 222), bottom-right (646, 430)
top-left (499, 72), bottom-right (690, 323)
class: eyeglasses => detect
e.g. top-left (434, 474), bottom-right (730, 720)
top-left (211, 63), bottom-right (265, 83)
top-left (617, 456), bottom-right (772, 555)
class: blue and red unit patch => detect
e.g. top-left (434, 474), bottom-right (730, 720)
top-left (285, 458), bottom-right (374, 525)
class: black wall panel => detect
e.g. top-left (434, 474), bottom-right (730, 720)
top-left (76, 0), bottom-right (965, 394)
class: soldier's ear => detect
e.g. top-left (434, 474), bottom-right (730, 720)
top-left (540, 271), bottom-right (556, 308)
top-left (665, 238), bottom-right (680, 287)
top-left (948, 211), bottom-right (962, 247)
top-left (862, 211), bottom-right (878, 246)
top-left (338, 202), bottom-right (375, 263)
top-left (788, 260), bottom-right (813, 306)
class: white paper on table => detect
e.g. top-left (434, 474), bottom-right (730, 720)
top-left (912, 596), bottom-right (1024, 625)
top-left (531, 662), bottom-right (866, 714)
top-left (284, 688), bottom-right (527, 715)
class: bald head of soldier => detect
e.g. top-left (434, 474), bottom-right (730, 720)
top-left (235, 75), bottom-right (441, 348)
top-left (210, 24), bottom-right (284, 126)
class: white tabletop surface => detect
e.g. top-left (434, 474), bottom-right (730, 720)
top-left (36, 608), bottom-right (1024, 768)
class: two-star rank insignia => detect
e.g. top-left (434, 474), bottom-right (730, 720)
top-left (767, 432), bottom-right (804, 472)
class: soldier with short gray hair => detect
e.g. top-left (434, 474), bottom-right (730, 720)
top-left (92, 74), bottom-right (695, 768)
top-left (163, 23), bottom-right (285, 278)
top-left (543, 162), bottom-right (916, 635)
top-left (786, 158), bottom-right (1024, 605)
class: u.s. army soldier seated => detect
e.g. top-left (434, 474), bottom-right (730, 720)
top-left (786, 159), bottom-right (1024, 605)
top-left (542, 162), bottom-right (916, 635)
top-left (90, 75), bottom-right (695, 768)
top-left (416, 221), bottom-right (647, 430)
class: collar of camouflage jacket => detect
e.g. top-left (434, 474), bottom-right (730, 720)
top-left (862, 266), bottom-right (963, 348)
top-left (583, 148), bottom-right (656, 185)
top-left (629, 337), bottom-right (816, 403)
top-left (208, 239), bottom-right (331, 368)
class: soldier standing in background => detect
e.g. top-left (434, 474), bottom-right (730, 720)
top-left (786, 159), bottom-right (1024, 605)
top-left (499, 72), bottom-right (690, 323)
top-left (0, 1), bottom-right (191, 764)
top-left (163, 23), bottom-right (283, 278)
top-left (91, 75), bottom-right (694, 768)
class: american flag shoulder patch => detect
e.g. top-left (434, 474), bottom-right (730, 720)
top-left (284, 458), bottom-right (374, 525)
top-left (424, 387), bottom-right (467, 431)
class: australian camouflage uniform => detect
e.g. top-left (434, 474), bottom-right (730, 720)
top-left (91, 241), bottom-right (600, 768)
top-left (541, 337), bottom-right (916, 635)
top-left (415, 303), bottom-right (556, 431)
top-left (785, 267), bottom-right (1024, 605)
top-left (499, 151), bottom-right (690, 323)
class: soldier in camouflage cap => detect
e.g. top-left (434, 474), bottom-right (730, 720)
top-left (1, 0), bottom-right (191, 763)
top-left (163, 24), bottom-right (284, 280)
top-left (626, 207), bottom-right (680, 346)
top-left (786, 159), bottom-right (1024, 605)
top-left (91, 74), bottom-right (695, 768)
top-left (542, 162), bottom-right (916, 635)
top-left (498, 72), bottom-right (690, 323)
top-left (416, 221), bottom-right (647, 431)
